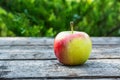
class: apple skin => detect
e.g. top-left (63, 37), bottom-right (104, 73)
top-left (54, 31), bottom-right (92, 66)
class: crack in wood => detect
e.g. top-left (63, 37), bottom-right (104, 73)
top-left (0, 76), bottom-right (120, 79)
top-left (0, 58), bottom-right (119, 61)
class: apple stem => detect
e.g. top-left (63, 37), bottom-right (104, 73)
top-left (70, 21), bottom-right (74, 34)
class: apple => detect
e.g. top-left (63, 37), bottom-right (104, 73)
top-left (54, 21), bottom-right (92, 66)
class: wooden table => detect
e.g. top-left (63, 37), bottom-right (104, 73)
top-left (0, 37), bottom-right (120, 80)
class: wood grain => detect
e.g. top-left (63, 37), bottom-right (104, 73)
top-left (0, 45), bottom-right (119, 60)
top-left (0, 37), bottom-right (119, 46)
top-left (0, 37), bottom-right (119, 79)
top-left (0, 59), bottom-right (120, 79)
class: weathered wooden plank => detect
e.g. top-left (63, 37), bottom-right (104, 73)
top-left (0, 37), bottom-right (119, 80)
top-left (0, 45), bottom-right (53, 50)
top-left (0, 44), bottom-right (119, 50)
top-left (0, 37), bottom-right (53, 46)
top-left (91, 37), bottom-right (120, 44)
top-left (0, 59), bottom-right (119, 79)
top-left (0, 47), bottom-right (119, 59)
top-left (0, 42), bottom-right (120, 49)
top-left (0, 45), bottom-right (119, 59)
top-left (0, 37), bottom-right (119, 46)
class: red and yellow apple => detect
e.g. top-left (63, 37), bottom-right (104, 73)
top-left (54, 21), bottom-right (92, 65)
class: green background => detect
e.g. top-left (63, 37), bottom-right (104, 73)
top-left (0, 0), bottom-right (120, 37)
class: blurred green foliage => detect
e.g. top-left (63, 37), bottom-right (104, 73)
top-left (0, 0), bottom-right (120, 37)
